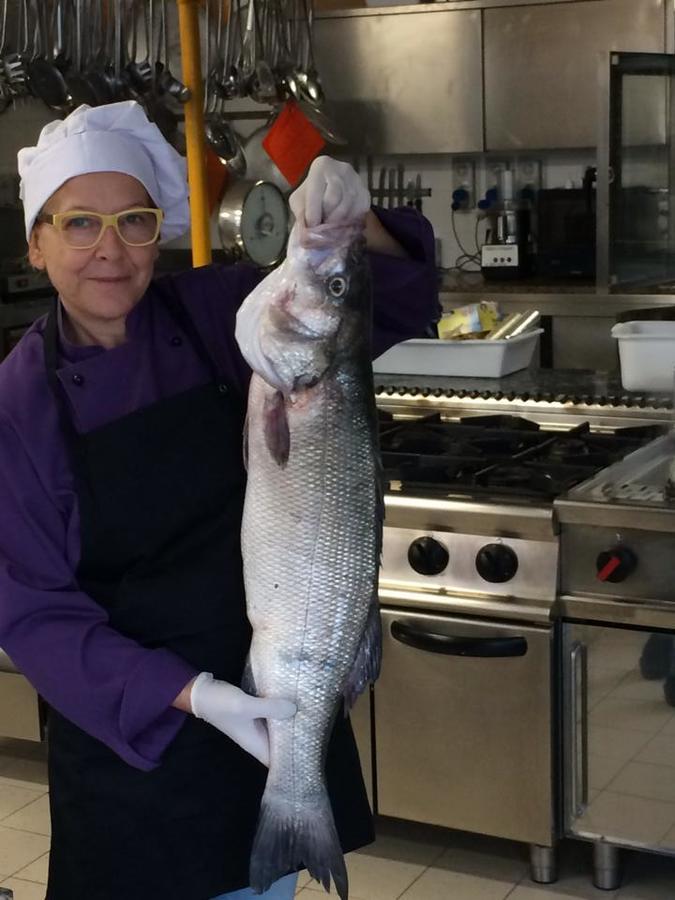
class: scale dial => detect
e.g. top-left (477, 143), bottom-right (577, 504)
top-left (239, 181), bottom-right (289, 267)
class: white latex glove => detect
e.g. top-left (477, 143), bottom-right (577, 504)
top-left (289, 156), bottom-right (371, 228)
top-left (190, 672), bottom-right (296, 767)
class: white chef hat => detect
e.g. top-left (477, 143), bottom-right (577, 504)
top-left (17, 101), bottom-right (190, 243)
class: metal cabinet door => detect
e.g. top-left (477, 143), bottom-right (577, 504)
top-left (375, 608), bottom-right (554, 846)
top-left (484, 0), bottom-right (665, 150)
top-left (563, 622), bottom-right (675, 851)
top-left (313, 7), bottom-right (483, 154)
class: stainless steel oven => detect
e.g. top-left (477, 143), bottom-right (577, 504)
top-left (376, 607), bottom-right (555, 847)
top-left (370, 509), bottom-right (562, 883)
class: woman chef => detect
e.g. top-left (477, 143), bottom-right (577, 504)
top-left (0, 101), bottom-right (438, 900)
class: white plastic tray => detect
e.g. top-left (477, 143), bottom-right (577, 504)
top-left (372, 329), bottom-right (543, 378)
top-left (611, 321), bottom-right (675, 392)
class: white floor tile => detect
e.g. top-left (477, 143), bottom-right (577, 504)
top-left (398, 868), bottom-right (514, 900)
top-left (658, 716), bottom-right (675, 737)
top-left (586, 728), bottom-right (652, 764)
top-left (590, 697), bottom-right (673, 735)
top-left (0, 826), bottom-right (49, 882)
top-left (298, 851), bottom-right (424, 899)
top-left (507, 885), bottom-right (618, 900)
top-left (0, 787), bottom-right (47, 824)
top-left (575, 791), bottom-right (675, 847)
top-left (12, 852), bottom-right (48, 884)
top-left (635, 733), bottom-right (675, 769)
top-left (433, 835), bottom-right (528, 884)
top-left (588, 755), bottom-right (630, 793)
top-left (607, 670), bottom-right (670, 704)
top-left (343, 851), bottom-right (425, 900)
top-left (2, 797), bottom-right (50, 837)
top-left (0, 877), bottom-right (46, 899)
top-left (355, 818), bottom-right (447, 867)
top-left (607, 761), bottom-right (675, 805)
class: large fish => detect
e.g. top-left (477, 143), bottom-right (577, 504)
top-left (234, 219), bottom-right (382, 899)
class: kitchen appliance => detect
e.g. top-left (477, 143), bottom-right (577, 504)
top-left (480, 168), bottom-right (531, 281)
top-left (556, 432), bottom-right (675, 889)
top-left (536, 185), bottom-right (596, 278)
top-left (370, 409), bottom-right (662, 883)
top-left (217, 179), bottom-right (289, 268)
top-left (480, 199), bottom-right (531, 281)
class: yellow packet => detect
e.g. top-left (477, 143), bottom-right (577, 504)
top-left (438, 302), bottom-right (500, 340)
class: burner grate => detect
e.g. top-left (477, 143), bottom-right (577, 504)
top-left (379, 416), bottom-right (661, 500)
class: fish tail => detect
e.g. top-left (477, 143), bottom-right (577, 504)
top-left (250, 785), bottom-right (348, 900)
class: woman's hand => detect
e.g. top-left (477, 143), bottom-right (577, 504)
top-left (179, 672), bottom-right (296, 767)
top-left (289, 156), bottom-right (408, 259)
top-left (289, 156), bottom-right (370, 229)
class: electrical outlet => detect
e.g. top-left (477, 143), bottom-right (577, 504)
top-left (451, 157), bottom-right (476, 209)
top-left (485, 160), bottom-right (507, 193)
top-left (515, 158), bottom-right (542, 193)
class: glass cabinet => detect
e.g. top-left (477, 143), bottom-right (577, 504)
top-left (598, 52), bottom-right (675, 292)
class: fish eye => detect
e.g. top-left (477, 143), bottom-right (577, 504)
top-left (327, 276), bottom-right (347, 298)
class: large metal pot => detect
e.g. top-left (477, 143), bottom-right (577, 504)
top-left (217, 179), bottom-right (289, 268)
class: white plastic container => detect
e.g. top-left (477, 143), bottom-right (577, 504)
top-left (611, 321), bottom-right (675, 392)
top-left (372, 329), bottom-right (543, 378)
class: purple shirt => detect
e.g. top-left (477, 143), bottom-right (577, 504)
top-left (0, 208), bottom-right (437, 770)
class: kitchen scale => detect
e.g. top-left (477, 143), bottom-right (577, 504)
top-left (217, 179), bottom-right (289, 268)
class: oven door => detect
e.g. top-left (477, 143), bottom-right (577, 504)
top-left (563, 622), bottom-right (675, 852)
top-left (375, 608), bottom-right (555, 845)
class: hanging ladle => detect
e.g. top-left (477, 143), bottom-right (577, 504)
top-left (27, 0), bottom-right (73, 113)
top-left (155, 0), bottom-right (190, 103)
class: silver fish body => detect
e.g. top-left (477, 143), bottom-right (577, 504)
top-left (237, 224), bottom-right (382, 899)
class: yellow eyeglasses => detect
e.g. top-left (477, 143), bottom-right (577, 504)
top-left (36, 208), bottom-right (164, 249)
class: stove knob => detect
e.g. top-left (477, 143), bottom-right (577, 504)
top-left (596, 546), bottom-right (638, 583)
top-left (407, 536), bottom-right (449, 576)
top-left (476, 543), bottom-right (519, 583)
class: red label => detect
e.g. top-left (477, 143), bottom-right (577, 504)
top-left (262, 101), bottom-right (326, 188)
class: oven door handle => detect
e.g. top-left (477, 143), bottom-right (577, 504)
top-left (390, 620), bottom-right (527, 658)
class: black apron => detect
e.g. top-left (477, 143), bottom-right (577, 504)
top-left (41, 289), bottom-right (374, 900)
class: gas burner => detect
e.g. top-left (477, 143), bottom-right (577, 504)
top-left (378, 415), bottom-right (661, 502)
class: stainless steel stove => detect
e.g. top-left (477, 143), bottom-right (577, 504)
top-left (367, 408), bottom-right (664, 886)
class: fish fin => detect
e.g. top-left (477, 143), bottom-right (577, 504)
top-left (240, 656), bottom-right (257, 696)
top-left (343, 599), bottom-right (382, 711)
top-left (264, 390), bottom-right (290, 467)
top-left (250, 785), bottom-right (348, 900)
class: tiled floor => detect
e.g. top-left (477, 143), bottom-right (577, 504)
top-left (0, 738), bottom-right (673, 899)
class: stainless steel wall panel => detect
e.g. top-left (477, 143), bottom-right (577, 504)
top-left (484, 0), bottom-right (666, 150)
top-left (313, 9), bottom-right (483, 154)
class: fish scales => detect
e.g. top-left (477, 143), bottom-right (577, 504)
top-left (237, 223), bottom-right (382, 899)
